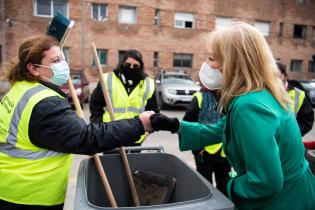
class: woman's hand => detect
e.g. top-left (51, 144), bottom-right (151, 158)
top-left (139, 111), bottom-right (155, 132)
top-left (150, 113), bottom-right (180, 133)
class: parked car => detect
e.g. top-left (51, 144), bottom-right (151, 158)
top-left (0, 78), bottom-right (10, 101)
top-left (61, 70), bottom-right (90, 108)
top-left (155, 71), bottom-right (201, 109)
top-left (289, 79), bottom-right (315, 107)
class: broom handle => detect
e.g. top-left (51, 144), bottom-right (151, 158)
top-left (91, 43), bottom-right (141, 207)
top-left (58, 21), bottom-right (117, 207)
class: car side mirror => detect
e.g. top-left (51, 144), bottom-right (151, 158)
top-left (155, 80), bottom-right (161, 84)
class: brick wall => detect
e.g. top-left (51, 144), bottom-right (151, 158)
top-left (1, 0), bottom-right (314, 81)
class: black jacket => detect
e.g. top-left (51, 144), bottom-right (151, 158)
top-left (29, 81), bottom-right (144, 155)
top-left (89, 71), bottom-right (160, 123)
top-left (288, 84), bottom-right (314, 136)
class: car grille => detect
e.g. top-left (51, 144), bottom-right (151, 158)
top-left (176, 90), bottom-right (197, 95)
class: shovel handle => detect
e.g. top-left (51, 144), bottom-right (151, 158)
top-left (67, 76), bottom-right (118, 207)
top-left (91, 43), bottom-right (141, 206)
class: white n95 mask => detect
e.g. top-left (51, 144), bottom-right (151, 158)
top-left (199, 62), bottom-right (223, 90)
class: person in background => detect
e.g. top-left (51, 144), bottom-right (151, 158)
top-left (89, 50), bottom-right (159, 145)
top-left (0, 35), bottom-right (154, 210)
top-left (183, 84), bottom-right (230, 196)
top-left (148, 22), bottom-right (315, 209)
top-left (277, 62), bottom-right (314, 136)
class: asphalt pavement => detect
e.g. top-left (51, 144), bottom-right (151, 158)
top-left (63, 104), bottom-right (315, 210)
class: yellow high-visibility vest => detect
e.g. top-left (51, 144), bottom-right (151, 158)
top-left (0, 81), bottom-right (72, 205)
top-left (194, 92), bottom-right (226, 158)
top-left (102, 73), bottom-right (155, 143)
top-left (288, 87), bottom-right (305, 116)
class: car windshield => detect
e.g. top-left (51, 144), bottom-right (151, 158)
top-left (163, 75), bottom-right (195, 85)
top-left (300, 82), bottom-right (315, 90)
top-left (71, 74), bottom-right (82, 84)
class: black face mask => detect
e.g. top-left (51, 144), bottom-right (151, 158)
top-left (120, 66), bottom-right (143, 82)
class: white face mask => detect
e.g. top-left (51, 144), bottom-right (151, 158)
top-left (199, 62), bottom-right (223, 90)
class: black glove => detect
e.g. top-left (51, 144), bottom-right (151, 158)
top-left (150, 113), bottom-right (180, 133)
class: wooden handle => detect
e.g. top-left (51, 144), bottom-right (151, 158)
top-left (66, 63), bottom-right (117, 208)
top-left (91, 43), bottom-right (141, 206)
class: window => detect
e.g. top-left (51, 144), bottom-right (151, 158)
top-left (215, 16), bottom-right (234, 30)
top-left (296, 0), bottom-right (309, 3)
top-left (153, 52), bottom-right (159, 67)
top-left (155, 9), bottom-right (160, 26)
top-left (62, 47), bottom-right (70, 63)
top-left (92, 49), bottom-right (107, 66)
top-left (293, 24), bottom-right (307, 39)
top-left (174, 12), bottom-right (194, 29)
top-left (34, 0), bottom-right (68, 17)
top-left (118, 50), bottom-right (127, 61)
top-left (118, 6), bottom-right (137, 24)
top-left (312, 26), bottom-right (315, 41)
top-left (254, 21), bottom-right (270, 36)
top-left (173, 53), bottom-right (193, 68)
top-left (290, 59), bottom-right (303, 72)
top-left (309, 61), bottom-right (315, 73)
top-left (91, 3), bottom-right (108, 21)
top-left (278, 22), bottom-right (283, 37)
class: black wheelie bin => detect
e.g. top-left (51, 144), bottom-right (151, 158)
top-left (74, 151), bottom-right (234, 210)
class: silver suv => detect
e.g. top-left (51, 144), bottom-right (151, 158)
top-left (155, 71), bottom-right (200, 109)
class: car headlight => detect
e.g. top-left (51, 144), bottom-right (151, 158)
top-left (167, 89), bottom-right (177, 94)
top-left (75, 88), bottom-right (82, 95)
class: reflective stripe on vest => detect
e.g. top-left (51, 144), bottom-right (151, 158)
top-left (194, 92), bottom-right (226, 158)
top-left (103, 73), bottom-right (155, 143)
top-left (0, 81), bottom-right (72, 205)
top-left (288, 88), bottom-right (305, 117)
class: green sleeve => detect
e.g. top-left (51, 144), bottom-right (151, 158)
top-left (178, 117), bottom-right (225, 151)
top-left (227, 102), bottom-right (283, 207)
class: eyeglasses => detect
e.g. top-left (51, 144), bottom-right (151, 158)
top-left (123, 62), bottom-right (141, 70)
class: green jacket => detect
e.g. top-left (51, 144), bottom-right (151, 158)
top-left (179, 89), bottom-right (315, 210)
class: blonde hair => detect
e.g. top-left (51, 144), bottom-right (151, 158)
top-left (207, 22), bottom-right (290, 111)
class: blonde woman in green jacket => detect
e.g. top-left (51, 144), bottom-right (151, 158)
top-left (149, 22), bottom-right (315, 210)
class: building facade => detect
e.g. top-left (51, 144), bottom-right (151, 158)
top-left (0, 0), bottom-right (315, 82)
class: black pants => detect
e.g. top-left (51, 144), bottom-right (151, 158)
top-left (195, 158), bottom-right (231, 197)
top-left (0, 199), bottom-right (63, 210)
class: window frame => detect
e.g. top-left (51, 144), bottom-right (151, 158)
top-left (153, 52), bottom-right (159, 67)
top-left (309, 60), bottom-right (315, 73)
top-left (91, 3), bottom-right (108, 21)
top-left (118, 6), bottom-right (137, 24)
top-left (33, 0), bottom-right (69, 17)
top-left (155, 9), bottom-right (160, 26)
top-left (173, 53), bottom-right (193, 68)
top-left (215, 16), bottom-right (234, 30)
top-left (91, 49), bottom-right (108, 66)
top-left (174, 12), bottom-right (195, 29)
top-left (293, 24), bottom-right (307, 39)
top-left (290, 59), bottom-right (303, 72)
top-left (254, 20), bottom-right (271, 37)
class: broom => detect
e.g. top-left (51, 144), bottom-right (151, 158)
top-left (47, 11), bottom-right (117, 207)
top-left (91, 43), bottom-right (140, 206)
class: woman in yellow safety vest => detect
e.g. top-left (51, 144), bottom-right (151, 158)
top-left (0, 35), bottom-right (154, 210)
top-left (277, 62), bottom-right (314, 136)
top-left (89, 50), bottom-right (159, 145)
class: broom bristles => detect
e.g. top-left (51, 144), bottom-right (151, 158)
top-left (47, 11), bottom-right (71, 42)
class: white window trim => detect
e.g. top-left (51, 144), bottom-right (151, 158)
top-left (174, 12), bottom-right (194, 29)
top-left (118, 6), bottom-right (137, 24)
top-left (33, 0), bottom-right (69, 18)
top-left (215, 16), bottom-right (234, 30)
top-left (254, 21), bottom-right (270, 37)
top-left (91, 3), bottom-right (108, 21)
